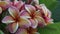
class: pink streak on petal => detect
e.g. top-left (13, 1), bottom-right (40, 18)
top-left (8, 6), bottom-right (20, 18)
top-left (7, 23), bottom-right (18, 33)
top-left (2, 16), bottom-right (15, 24)
top-left (25, 5), bottom-right (36, 14)
top-left (29, 19), bottom-right (38, 28)
top-left (15, 28), bottom-right (28, 34)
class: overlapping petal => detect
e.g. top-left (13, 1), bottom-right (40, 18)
top-left (35, 16), bottom-right (46, 27)
top-left (44, 16), bottom-right (53, 24)
top-left (7, 23), bottom-right (18, 33)
top-left (25, 5), bottom-right (36, 14)
top-left (8, 6), bottom-right (20, 18)
top-left (0, 1), bottom-right (10, 10)
top-left (29, 19), bottom-right (38, 28)
top-left (15, 28), bottom-right (28, 34)
top-left (20, 10), bottom-right (31, 18)
top-left (14, 1), bottom-right (25, 10)
top-left (2, 16), bottom-right (15, 24)
top-left (19, 17), bottom-right (31, 28)
top-left (36, 16), bottom-right (46, 25)
top-left (40, 4), bottom-right (51, 18)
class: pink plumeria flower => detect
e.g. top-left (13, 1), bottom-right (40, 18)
top-left (0, 1), bottom-right (10, 14)
top-left (2, 6), bottom-right (31, 33)
top-left (35, 4), bottom-right (53, 25)
top-left (25, 5), bottom-right (46, 28)
top-left (40, 4), bottom-right (53, 24)
top-left (6, 0), bottom-right (25, 11)
top-left (15, 27), bottom-right (39, 34)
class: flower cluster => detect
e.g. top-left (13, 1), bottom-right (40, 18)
top-left (0, 0), bottom-right (53, 34)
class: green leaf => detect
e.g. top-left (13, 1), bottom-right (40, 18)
top-left (38, 22), bottom-right (60, 34)
top-left (0, 30), bottom-right (4, 34)
top-left (39, 0), bottom-right (57, 10)
top-left (52, 1), bottom-right (60, 22)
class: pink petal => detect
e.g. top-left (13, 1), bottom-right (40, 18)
top-left (0, 1), bottom-right (10, 10)
top-left (15, 28), bottom-right (28, 34)
top-left (25, 5), bottom-right (36, 14)
top-left (18, 17), bottom-right (31, 28)
top-left (29, 18), bottom-right (38, 28)
top-left (35, 16), bottom-right (46, 27)
top-left (8, 6), bottom-right (20, 18)
top-left (34, 10), bottom-right (41, 16)
top-left (14, 0), bottom-right (18, 5)
top-left (20, 10), bottom-right (31, 18)
top-left (40, 4), bottom-right (51, 18)
top-left (2, 16), bottom-right (15, 24)
top-left (7, 23), bottom-right (18, 33)
top-left (14, 1), bottom-right (25, 10)
top-left (0, 7), bottom-right (2, 14)
top-left (44, 16), bottom-right (53, 24)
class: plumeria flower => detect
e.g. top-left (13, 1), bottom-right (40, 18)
top-left (15, 27), bottom-right (39, 34)
top-left (40, 4), bottom-right (53, 24)
top-left (5, 0), bottom-right (25, 11)
top-left (25, 5), bottom-right (46, 28)
top-left (0, 1), bottom-right (10, 14)
top-left (2, 6), bottom-right (31, 33)
top-left (35, 4), bottom-right (53, 25)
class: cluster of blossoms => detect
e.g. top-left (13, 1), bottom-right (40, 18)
top-left (0, 0), bottom-right (53, 34)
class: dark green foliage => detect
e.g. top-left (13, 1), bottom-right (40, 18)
top-left (38, 22), bottom-right (60, 34)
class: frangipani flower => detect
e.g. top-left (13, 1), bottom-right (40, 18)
top-left (0, 1), bottom-right (10, 10)
top-left (15, 27), bottom-right (39, 34)
top-left (35, 4), bottom-right (53, 25)
top-left (2, 6), bottom-right (31, 33)
top-left (25, 5), bottom-right (46, 28)
top-left (6, 0), bottom-right (25, 11)
top-left (0, 1), bottom-right (10, 14)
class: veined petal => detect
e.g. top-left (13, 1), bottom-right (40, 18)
top-left (19, 17), bottom-right (31, 28)
top-left (8, 6), bottom-right (19, 18)
top-left (0, 1), bottom-right (10, 10)
top-left (14, 0), bottom-right (18, 5)
top-left (44, 16), bottom-right (53, 24)
top-left (40, 4), bottom-right (51, 18)
top-left (2, 16), bottom-right (15, 24)
top-left (25, 5), bottom-right (36, 14)
top-left (34, 10), bottom-right (41, 16)
top-left (15, 1), bottom-right (25, 10)
top-left (35, 16), bottom-right (46, 25)
top-left (7, 23), bottom-right (18, 33)
top-left (29, 19), bottom-right (38, 28)
top-left (0, 7), bottom-right (2, 14)
top-left (20, 10), bottom-right (31, 18)
top-left (15, 28), bottom-right (28, 34)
